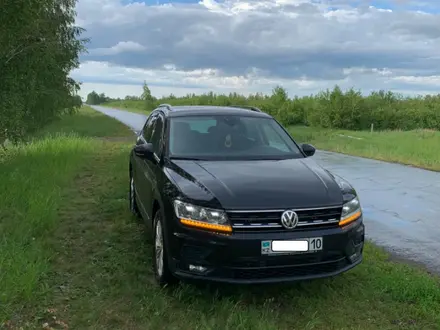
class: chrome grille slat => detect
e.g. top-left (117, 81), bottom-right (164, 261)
top-left (227, 206), bottom-right (343, 231)
top-left (226, 205), bottom-right (342, 213)
top-left (296, 219), bottom-right (339, 226)
top-left (233, 223), bottom-right (283, 228)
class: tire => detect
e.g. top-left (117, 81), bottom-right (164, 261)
top-left (152, 210), bottom-right (177, 287)
top-left (129, 173), bottom-right (140, 218)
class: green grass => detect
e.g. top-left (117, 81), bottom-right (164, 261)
top-left (102, 100), bottom-right (150, 114)
top-left (0, 136), bottom-right (95, 321)
top-left (0, 106), bottom-right (134, 324)
top-left (3, 106), bottom-right (440, 329)
top-left (14, 136), bottom-right (440, 330)
top-left (289, 126), bottom-right (440, 171)
top-left (33, 105), bottom-right (132, 138)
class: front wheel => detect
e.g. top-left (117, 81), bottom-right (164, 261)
top-left (152, 211), bottom-right (177, 287)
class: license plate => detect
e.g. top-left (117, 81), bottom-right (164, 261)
top-left (261, 237), bottom-right (323, 255)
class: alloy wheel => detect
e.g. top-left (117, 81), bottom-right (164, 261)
top-left (130, 177), bottom-right (135, 211)
top-left (155, 220), bottom-right (164, 277)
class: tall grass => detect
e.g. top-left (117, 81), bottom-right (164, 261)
top-left (33, 105), bottom-right (132, 139)
top-left (16, 133), bottom-right (440, 330)
top-left (289, 126), bottom-right (440, 171)
top-left (0, 136), bottom-right (96, 319)
top-left (0, 106), bottom-right (133, 321)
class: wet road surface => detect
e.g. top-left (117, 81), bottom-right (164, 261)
top-left (91, 105), bottom-right (440, 273)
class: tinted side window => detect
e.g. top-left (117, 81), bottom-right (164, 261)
top-left (150, 114), bottom-right (164, 155)
top-left (142, 114), bottom-right (156, 142)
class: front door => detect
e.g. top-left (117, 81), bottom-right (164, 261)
top-left (140, 113), bottom-right (165, 219)
top-left (135, 112), bottom-right (165, 229)
top-left (134, 113), bottom-right (156, 217)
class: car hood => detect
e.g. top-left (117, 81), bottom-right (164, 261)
top-left (166, 157), bottom-right (344, 210)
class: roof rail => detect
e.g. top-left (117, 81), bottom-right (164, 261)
top-left (229, 105), bottom-right (262, 112)
top-left (158, 103), bottom-right (172, 110)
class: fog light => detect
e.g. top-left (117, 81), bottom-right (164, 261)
top-left (348, 252), bottom-right (360, 263)
top-left (348, 243), bottom-right (363, 263)
top-left (189, 264), bottom-right (207, 273)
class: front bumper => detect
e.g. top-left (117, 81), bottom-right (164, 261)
top-left (168, 217), bottom-right (365, 284)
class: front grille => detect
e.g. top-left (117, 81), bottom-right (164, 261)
top-left (227, 206), bottom-right (342, 232)
top-left (229, 258), bottom-right (348, 280)
top-left (226, 251), bottom-right (344, 268)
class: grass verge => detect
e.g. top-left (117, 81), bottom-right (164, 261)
top-left (289, 126), bottom-right (440, 172)
top-left (12, 142), bottom-right (440, 329)
top-left (3, 107), bottom-right (440, 329)
top-left (33, 105), bottom-right (133, 138)
top-left (0, 136), bottom-right (95, 322)
top-left (0, 106), bottom-right (133, 324)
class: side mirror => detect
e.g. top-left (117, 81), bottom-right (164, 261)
top-left (301, 143), bottom-right (316, 157)
top-left (134, 143), bottom-right (155, 160)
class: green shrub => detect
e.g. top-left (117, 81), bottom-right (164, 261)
top-left (103, 85), bottom-right (440, 131)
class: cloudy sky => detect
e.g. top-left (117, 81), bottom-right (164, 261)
top-left (72, 0), bottom-right (440, 99)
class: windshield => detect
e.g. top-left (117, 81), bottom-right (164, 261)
top-left (168, 115), bottom-right (304, 160)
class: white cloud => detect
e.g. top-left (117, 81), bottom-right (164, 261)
top-left (73, 0), bottom-right (440, 98)
top-left (72, 60), bottom-right (328, 95)
top-left (391, 75), bottom-right (440, 85)
top-left (89, 41), bottom-right (147, 55)
top-left (73, 60), bottom-right (440, 99)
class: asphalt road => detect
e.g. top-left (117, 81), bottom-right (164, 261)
top-left (91, 105), bottom-right (440, 273)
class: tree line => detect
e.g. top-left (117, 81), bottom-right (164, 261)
top-left (0, 0), bottom-right (86, 145)
top-left (100, 84), bottom-right (440, 131)
top-left (86, 92), bottom-right (142, 104)
top-left (86, 81), bottom-right (156, 108)
top-left (86, 91), bottom-right (114, 105)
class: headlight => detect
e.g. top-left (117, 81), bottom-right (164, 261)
top-left (173, 200), bottom-right (232, 233)
top-left (340, 196), bottom-right (362, 226)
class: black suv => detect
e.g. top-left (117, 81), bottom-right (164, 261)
top-left (129, 104), bottom-right (364, 286)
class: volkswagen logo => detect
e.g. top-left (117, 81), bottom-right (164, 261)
top-left (281, 210), bottom-right (299, 229)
